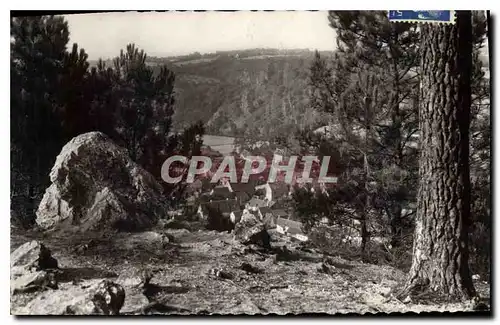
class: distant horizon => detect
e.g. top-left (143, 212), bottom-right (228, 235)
top-left (85, 47), bottom-right (335, 61)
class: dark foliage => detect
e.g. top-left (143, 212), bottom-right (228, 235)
top-left (11, 15), bottom-right (204, 226)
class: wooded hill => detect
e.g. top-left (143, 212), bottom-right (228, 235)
top-left (92, 49), bottom-right (334, 140)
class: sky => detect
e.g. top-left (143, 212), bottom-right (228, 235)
top-left (64, 11), bottom-right (338, 60)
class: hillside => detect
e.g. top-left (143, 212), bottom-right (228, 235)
top-left (91, 49), bottom-right (331, 140)
top-left (93, 48), bottom-right (489, 142)
top-left (167, 49), bottom-right (330, 139)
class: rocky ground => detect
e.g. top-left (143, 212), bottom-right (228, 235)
top-left (10, 225), bottom-right (491, 315)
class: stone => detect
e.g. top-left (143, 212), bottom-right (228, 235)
top-left (10, 241), bottom-right (60, 295)
top-left (240, 262), bottom-right (264, 274)
top-left (208, 268), bottom-right (234, 280)
top-left (121, 287), bottom-right (150, 314)
top-left (14, 279), bottom-right (125, 315)
top-left (116, 231), bottom-right (170, 250)
top-left (11, 240), bottom-right (58, 271)
top-left (36, 132), bottom-right (168, 233)
top-left (11, 270), bottom-right (58, 294)
top-left (317, 262), bottom-right (336, 275)
top-left (233, 214), bottom-right (271, 249)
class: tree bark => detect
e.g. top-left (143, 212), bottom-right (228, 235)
top-left (402, 11), bottom-right (476, 300)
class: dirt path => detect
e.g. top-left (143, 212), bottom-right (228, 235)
top-left (10, 227), bottom-right (490, 315)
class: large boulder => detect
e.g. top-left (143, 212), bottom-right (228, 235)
top-left (36, 132), bottom-right (168, 233)
top-left (233, 214), bottom-right (271, 249)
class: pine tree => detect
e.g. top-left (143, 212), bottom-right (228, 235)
top-left (58, 43), bottom-right (91, 139)
top-left (111, 44), bottom-right (176, 167)
top-left (11, 16), bottom-right (70, 226)
top-left (401, 11), bottom-right (476, 300)
top-left (304, 12), bottom-right (421, 253)
top-left (304, 11), bottom-right (487, 256)
top-left (105, 44), bottom-right (204, 199)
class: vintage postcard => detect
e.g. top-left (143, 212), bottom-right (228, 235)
top-left (10, 10), bottom-right (491, 315)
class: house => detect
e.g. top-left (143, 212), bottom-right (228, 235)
top-left (197, 198), bottom-right (240, 221)
top-left (320, 216), bottom-right (329, 225)
top-left (275, 217), bottom-right (308, 242)
top-left (255, 183), bottom-right (272, 201)
top-left (228, 181), bottom-right (257, 197)
top-left (255, 182), bottom-right (291, 202)
top-left (271, 209), bottom-right (288, 221)
top-left (197, 204), bottom-right (208, 220)
top-left (270, 183), bottom-right (291, 200)
top-left (185, 195), bottom-right (197, 207)
top-left (214, 179), bottom-right (259, 205)
top-left (197, 198), bottom-right (240, 232)
top-left (210, 186), bottom-right (235, 200)
top-left (257, 206), bottom-right (273, 221)
top-left (239, 149), bottom-right (252, 158)
top-left (309, 182), bottom-right (329, 197)
top-left (185, 179), bottom-right (203, 196)
top-left (230, 208), bottom-right (253, 225)
top-left (230, 210), bottom-right (244, 225)
top-left (200, 178), bottom-right (213, 193)
top-left (233, 191), bottom-right (251, 206)
top-left (245, 197), bottom-right (269, 212)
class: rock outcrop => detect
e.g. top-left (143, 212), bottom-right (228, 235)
top-left (11, 240), bottom-right (58, 271)
top-left (14, 279), bottom-right (125, 315)
top-left (233, 214), bottom-right (271, 249)
top-left (36, 132), bottom-right (168, 233)
top-left (11, 270), bottom-right (58, 294)
top-left (11, 241), bottom-right (59, 294)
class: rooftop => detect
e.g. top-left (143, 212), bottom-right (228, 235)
top-left (247, 197), bottom-right (268, 208)
top-left (259, 206), bottom-right (272, 215)
top-left (276, 217), bottom-right (304, 235)
top-left (200, 198), bottom-right (239, 214)
top-left (211, 187), bottom-right (235, 199)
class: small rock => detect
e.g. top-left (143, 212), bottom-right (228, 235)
top-left (139, 268), bottom-right (160, 287)
top-left (208, 268), bottom-right (233, 280)
top-left (240, 262), bottom-right (264, 274)
top-left (92, 280), bottom-right (126, 315)
top-left (73, 240), bottom-right (97, 254)
top-left (121, 288), bottom-right (150, 314)
top-left (233, 214), bottom-right (271, 249)
top-left (263, 255), bottom-right (277, 266)
top-left (472, 274), bottom-right (481, 280)
top-left (317, 262), bottom-right (335, 275)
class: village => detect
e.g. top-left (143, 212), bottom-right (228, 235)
top-left (178, 143), bottom-right (335, 242)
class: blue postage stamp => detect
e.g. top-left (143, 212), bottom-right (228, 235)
top-left (388, 10), bottom-right (456, 24)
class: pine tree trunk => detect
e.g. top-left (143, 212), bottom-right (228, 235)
top-left (402, 11), bottom-right (476, 300)
top-left (360, 95), bottom-right (372, 259)
top-left (390, 205), bottom-right (403, 248)
top-left (360, 154), bottom-right (370, 258)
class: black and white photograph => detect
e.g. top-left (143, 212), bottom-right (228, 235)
top-left (9, 10), bottom-right (491, 315)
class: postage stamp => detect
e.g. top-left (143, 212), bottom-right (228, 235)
top-left (388, 10), bottom-right (456, 24)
